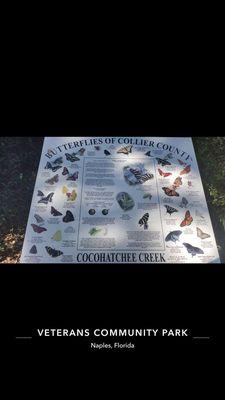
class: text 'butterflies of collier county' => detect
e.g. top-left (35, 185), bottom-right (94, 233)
top-left (180, 165), bottom-right (191, 175)
top-left (65, 153), bottom-right (80, 162)
top-left (196, 227), bottom-right (211, 239)
top-left (158, 169), bottom-right (172, 177)
top-left (156, 158), bottom-right (171, 166)
top-left (165, 230), bottom-right (182, 243)
top-left (44, 161), bottom-right (62, 172)
top-left (31, 224), bottom-right (47, 233)
top-left (63, 210), bottom-right (75, 223)
top-left (45, 246), bottom-right (63, 258)
top-left (51, 206), bottom-right (62, 216)
top-left (117, 145), bottom-right (133, 155)
top-left (139, 213), bottom-right (149, 230)
top-left (179, 197), bottom-right (188, 208)
top-left (162, 187), bottom-right (179, 197)
top-left (164, 205), bottom-right (178, 216)
top-left (180, 210), bottom-right (193, 227)
top-left (45, 174), bottom-right (59, 185)
top-left (38, 192), bottom-right (54, 204)
top-left (183, 242), bottom-right (204, 257)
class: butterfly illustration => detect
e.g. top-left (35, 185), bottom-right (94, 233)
top-left (177, 159), bottom-right (187, 166)
top-left (180, 165), bottom-right (191, 175)
top-left (29, 245), bottom-right (37, 254)
top-left (65, 153), bottom-right (80, 162)
top-left (45, 174), bottom-right (59, 185)
top-left (51, 206), bottom-right (62, 216)
top-left (66, 190), bottom-right (77, 201)
top-left (45, 246), bottom-right (63, 258)
top-left (38, 192), bottom-right (54, 204)
top-left (44, 162), bottom-right (62, 172)
top-left (31, 224), bottom-right (47, 233)
top-left (196, 227), bottom-right (210, 240)
top-left (172, 176), bottom-right (182, 188)
top-left (38, 190), bottom-right (45, 197)
top-left (165, 230), bottom-right (182, 243)
top-left (165, 153), bottom-right (173, 159)
top-left (117, 145), bottom-right (133, 155)
top-left (62, 167), bottom-right (69, 175)
top-left (158, 168), bottom-right (172, 177)
top-left (179, 197), bottom-right (188, 208)
top-left (162, 187), bottom-right (179, 197)
top-left (63, 210), bottom-right (75, 223)
top-left (143, 193), bottom-right (152, 200)
top-left (180, 210), bottom-right (193, 227)
top-left (183, 242), bottom-right (204, 257)
top-left (34, 214), bottom-right (44, 223)
top-left (145, 151), bottom-right (154, 157)
top-left (139, 173), bottom-right (154, 183)
top-left (66, 172), bottom-right (79, 181)
top-left (95, 146), bottom-right (101, 151)
top-left (52, 157), bottom-right (63, 165)
top-left (139, 213), bottom-right (149, 230)
top-left (51, 230), bottom-right (62, 241)
top-left (77, 148), bottom-right (86, 156)
top-left (156, 158), bottom-right (171, 166)
top-left (62, 186), bottom-right (68, 194)
top-left (130, 169), bottom-right (154, 183)
top-left (164, 205), bottom-right (178, 216)
top-left (104, 150), bottom-right (111, 156)
top-left (188, 181), bottom-right (192, 187)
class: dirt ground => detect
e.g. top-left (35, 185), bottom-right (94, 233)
top-left (0, 137), bottom-right (44, 263)
top-left (0, 136), bottom-right (224, 263)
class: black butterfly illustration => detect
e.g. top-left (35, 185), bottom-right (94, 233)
top-left (63, 210), bottom-right (75, 223)
top-left (164, 205), bottom-right (178, 216)
top-left (45, 246), bottom-right (63, 258)
top-left (183, 243), bottom-right (204, 257)
top-left (156, 158), bottom-right (171, 166)
top-left (44, 162), bottom-right (62, 172)
top-left (29, 245), bottom-right (37, 254)
top-left (51, 206), bottom-right (63, 216)
top-left (104, 150), bottom-right (111, 156)
top-left (139, 213), bottom-right (149, 230)
top-left (38, 190), bottom-right (44, 197)
top-left (38, 192), bottom-right (54, 204)
top-left (145, 151), bottom-right (154, 157)
top-left (65, 153), bottom-right (80, 162)
top-left (66, 171), bottom-right (79, 181)
top-left (62, 167), bottom-right (69, 175)
top-left (45, 174), bottom-right (59, 185)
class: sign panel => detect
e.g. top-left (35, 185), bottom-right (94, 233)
top-left (20, 137), bottom-right (220, 263)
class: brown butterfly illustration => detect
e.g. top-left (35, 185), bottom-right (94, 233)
top-left (162, 187), bottom-right (179, 197)
top-left (31, 224), bottom-right (47, 233)
top-left (45, 174), bottom-right (59, 185)
top-left (196, 227), bottom-right (210, 239)
top-left (180, 165), bottom-right (191, 175)
top-left (117, 145), bottom-right (133, 155)
top-left (158, 168), bottom-right (172, 177)
top-left (180, 210), bottom-right (193, 227)
top-left (172, 176), bottom-right (182, 188)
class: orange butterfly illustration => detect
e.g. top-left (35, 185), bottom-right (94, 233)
top-left (180, 165), bottom-right (191, 175)
top-left (158, 168), bottom-right (172, 177)
top-left (180, 210), bottom-right (193, 227)
top-left (172, 176), bottom-right (182, 188)
top-left (162, 187), bottom-right (179, 197)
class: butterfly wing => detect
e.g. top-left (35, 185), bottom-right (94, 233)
top-left (38, 190), bottom-right (44, 197)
